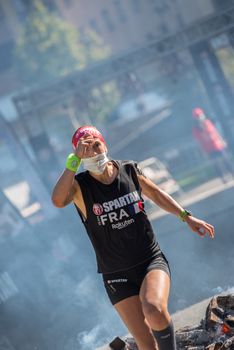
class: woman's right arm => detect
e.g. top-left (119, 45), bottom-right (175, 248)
top-left (51, 169), bottom-right (79, 208)
top-left (52, 134), bottom-right (94, 208)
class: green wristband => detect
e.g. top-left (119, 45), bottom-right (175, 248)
top-left (65, 153), bottom-right (81, 172)
top-left (179, 209), bottom-right (192, 222)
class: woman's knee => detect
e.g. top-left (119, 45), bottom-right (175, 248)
top-left (141, 298), bottom-right (168, 322)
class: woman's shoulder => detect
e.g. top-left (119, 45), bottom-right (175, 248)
top-left (112, 159), bottom-right (136, 167)
top-left (113, 159), bottom-right (139, 175)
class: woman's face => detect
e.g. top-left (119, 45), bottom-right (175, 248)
top-left (82, 134), bottom-right (107, 158)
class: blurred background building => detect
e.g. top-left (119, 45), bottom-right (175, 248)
top-left (0, 0), bottom-right (224, 95)
top-left (0, 1), bottom-right (234, 349)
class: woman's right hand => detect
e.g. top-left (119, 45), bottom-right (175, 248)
top-left (74, 134), bottom-right (94, 159)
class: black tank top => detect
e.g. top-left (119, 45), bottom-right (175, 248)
top-left (75, 160), bottom-right (161, 274)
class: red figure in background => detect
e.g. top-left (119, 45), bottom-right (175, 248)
top-left (192, 107), bottom-right (234, 181)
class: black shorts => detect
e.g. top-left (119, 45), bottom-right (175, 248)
top-left (102, 252), bottom-right (171, 305)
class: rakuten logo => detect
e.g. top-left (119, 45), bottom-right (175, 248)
top-left (112, 218), bottom-right (134, 229)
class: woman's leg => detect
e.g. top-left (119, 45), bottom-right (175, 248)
top-left (114, 295), bottom-right (158, 350)
top-left (140, 269), bottom-right (171, 329)
top-left (139, 269), bottom-right (176, 350)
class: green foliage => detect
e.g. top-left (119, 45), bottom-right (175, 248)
top-left (14, 0), bottom-right (120, 122)
top-left (14, 0), bottom-right (110, 85)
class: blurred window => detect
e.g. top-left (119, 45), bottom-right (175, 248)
top-left (101, 8), bottom-right (115, 32)
top-left (42, 0), bottom-right (57, 11)
top-left (113, 0), bottom-right (127, 23)
top-left (0, 41), bottom-right (14, 72)
top-left (0, 4), bottom-right (4, 20)
top-left (78, 26), bottom-right (86, 44)
top-left (146, 33), bottom-right (155, 42)
top-left (159, 21), bottom-right (170, 35)
top-left (14, 0), bottom-right (57, 12)
top-left (153, 2), bottom-right (169, 14)
top-left (212, 0), bottom-right (231, 10)
top-left (63, 0), bottom-right (73, 8)
top-left (89, 18), bottom-right (100, 33)
top-left (12, 0), bottom-right (28, 16)
top-left (131, 0), bottom-right (141, 13)
top-left (0, 140), bottom-right (17, 174)
top-left (79, 26), bottom-right (84, 33)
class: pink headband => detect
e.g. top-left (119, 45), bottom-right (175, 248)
top-left (72, 125), bottom-right (105, 149)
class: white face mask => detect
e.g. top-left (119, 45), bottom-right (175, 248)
top-left (82, 152), bottom-right (109, 175)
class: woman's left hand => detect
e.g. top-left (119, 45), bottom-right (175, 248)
top-left (185, 216), bottom-right (215, 239)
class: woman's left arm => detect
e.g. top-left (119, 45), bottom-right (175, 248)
top-left (138, 174), bottom-right (215, 239)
